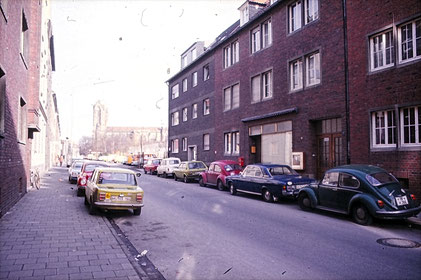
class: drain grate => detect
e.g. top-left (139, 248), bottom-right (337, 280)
top-left (377, 238), bottom-right (421, 248)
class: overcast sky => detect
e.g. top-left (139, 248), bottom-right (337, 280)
top-left (52, 0), bottom-right (244, 142)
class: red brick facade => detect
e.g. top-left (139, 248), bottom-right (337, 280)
top-left (0, 1), bottom-right (42, 216)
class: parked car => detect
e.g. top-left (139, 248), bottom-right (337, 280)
top-left (226, 164), bottom-right (316, 202)
top-left (297, 164), bottom-right (421, 225)
top-left (156, 157), bottom-right (181, 178)
top-left (84, 167), bottom-right (144, 216)
top-left (199, 160), bottom-right (242, 190)
top-left (174, 161), bottom-right (208, 183)
top-left (143, 158), bottom-right (162, 174)
top-left (131, 160), bottom-right (139, 167)
top-left (68, 160), bottom-right (85, 184)
top-left (76, 161), bottom-right (109, 196)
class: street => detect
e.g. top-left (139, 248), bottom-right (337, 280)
top-left (110, 166), bottom-right (421, 280)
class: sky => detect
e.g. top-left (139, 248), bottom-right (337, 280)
top-left (51, 0), bottom-right (245, 142)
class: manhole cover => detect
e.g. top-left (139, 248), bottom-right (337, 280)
top-left (377, 238), bottom-right (421, 248)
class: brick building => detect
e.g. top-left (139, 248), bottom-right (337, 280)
top-left (0, 0), bottom-right (58, 216)
top-left (168, 0), bottom-right (420, 196)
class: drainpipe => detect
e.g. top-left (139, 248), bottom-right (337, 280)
top-left (342, 0), bottom-right (351, 164)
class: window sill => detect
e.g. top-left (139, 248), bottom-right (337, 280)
top-left (20, 53), bottom-right (28, 70)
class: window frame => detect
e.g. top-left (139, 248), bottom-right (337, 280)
top-left (182, 137), bottom-right (187, 152)
top-left (289, 1), bottom-right (302, 33)
top-left (290, 58), bottom-right (303, 91)
top-left (182, 107), bottom-right (188, 122)
top-left (224, 40), bottom-right (240, 68)
top-left (17, 96), bottom-right (27, 144)
top-left (203, 134), bottom-right (210, 151)
top-left (369, 29), bottom-right (394, 71)
top-left (171, 111), bottom-right (179, 126)
top-left (203, 64), bottom-right (210, 81)
top-left (306, 51), bottom-right (321, 86)
top-left (171, 139), bottom-right (179, 154)
top-left (398, 18), bottom-right (421, 64)
top-left (252, 70), bottom-right (273, 103)
top-left (203, 98), bottom-right (210, 115)
top-left (251, 26), bottom-right (261, 53)
top-left (171, 84), bottom-right (179, 99)
top-left (224, 131), bottom-right (240, 155)
top-left (182, 78), bottom-right (188, 92)
top-left (304, 0), bottom-right (319, 25)
top-left (400, 106), bottom-right (421, 146)
top-left (192, 103), bottom-right (198, 119)
top-left (192, 72), bottom-right (198, 87)
top-left (223, 83), bottom-right (240, 111)
top-left (371, 110), bottom-right (396, 148)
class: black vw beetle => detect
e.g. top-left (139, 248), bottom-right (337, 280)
top-left (297, 165), bottom-right (421, 225)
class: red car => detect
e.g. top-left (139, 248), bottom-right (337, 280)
top-left (199, 160), bottom-right (242, 191)
top-left (143, 158), bottom-right (162, 175)
top-left (76, 161), bottom-right (109, 196)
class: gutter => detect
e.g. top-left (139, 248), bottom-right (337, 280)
top-left (342, 0), bottom-right (351, 164)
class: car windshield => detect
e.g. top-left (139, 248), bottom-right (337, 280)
top-left (225, 164), bottom-right (242, 172)
top-left (85, 164), bottom-right (107, 172)
top-left (153, 160), bottom-right (161, 165)
top-left (188, 162), bottom-right (205, 169)
top-left (147, 160), bottom-right (153, 165)
top-left (268, 166), bottom-right (298, 176)
top-left (366, 172), bottom-right (398, 187)
top-left (73, 163), bottom-right (83, 170)
top-left (98, 172), bottom-right (137, 186)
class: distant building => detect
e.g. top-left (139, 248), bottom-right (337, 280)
top-left (0, 0), bottom-right (59, 217)
top-left (92, 101), bottom-right (167, 158)
top-left (167, 0), bottom-right (421, 197)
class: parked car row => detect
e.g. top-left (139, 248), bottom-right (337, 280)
top-left (68, 159), bottom-right (144, 216)
top-left (143, 157), bottom-right (421, 226)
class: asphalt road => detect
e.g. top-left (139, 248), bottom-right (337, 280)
top-left (110, 167), bottom-right (421, 280)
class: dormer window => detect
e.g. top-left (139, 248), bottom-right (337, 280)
top-left (240, 5), bottom-right (249, 26)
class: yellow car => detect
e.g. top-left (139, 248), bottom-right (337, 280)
top-left (84, 167), bottom-right (144, 216)
top-left (174, 161), bottom-right (208, 183)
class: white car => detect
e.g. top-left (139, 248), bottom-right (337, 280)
top-left (68, 160), bottom-right (85, 184)
top-left (156, 157), bottom-right (181, 178)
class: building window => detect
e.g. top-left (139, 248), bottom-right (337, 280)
top-left (203, 134), bottom-right (210, 150)
top-left (182, 55), bottom-right (188, 68)
top-left (304, 0), bottom-right (319, 24)
top-left (224, 131), bottom-right (240, 155)
top-left (192, 72), bottom-right (198, 87)
top-left (223, 83), bottom-right (240, 111)
top-left (0, 68), bottom-right (5, 135)
top-left (171, 84), bottom-right (179, 99)
top-left (21, 9), bottom-right (29, 61)
top-left (171, 139), bottom-right (179, 153)
top-left (203, 65), bottom-right (210, 81)
top-left (400, 106), bottom-right (421, 146)
top-left (306, 52), bottom-right (320, 86)
top-left (192, 103), bottom-right (198, 119)
top-left (18, 97), bottom-right (27, 143)
top-left (191, 48), bottom-right (197, 61)
top-left (171, 111), bottom-right (179, 126)
top-left (182, 137), bottom-right (187, 151)
top-left (370, 30), bottom-right (394, 71)
top-left (182, 78), bottom-right (188, 92)
top-left (290, 59), bottom-right (303, 91)
top-left (224, 41), bottom-right (240, 68)
top-left (262, 19), bottom-right (272, 49)
top-left (182, 107), bottom-right (188, 122)
top-left (251, 27), bottom-right (261, 53)
top-left (252, 70), bottom-right (272, 103)
top-left (240, 5), bottom-right (249, 26)
top-left (372, 110), bottom-right (396, 147)
top-left (203, 98), bottom-right (210, 115)
top-left (289, 1), bottom-right (302, 33)
top-left (398, 18), bottom-right (421, 63)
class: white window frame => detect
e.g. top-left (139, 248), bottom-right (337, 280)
top-left (262, 70), bottom-right (273, 99)
top-left (304, 0), bottom-right (319, 24)
top-left (203, 134), bottom-right (210, 151)
top-left (223, 83), bottom-right (240, 111)
top-left (203, 65), bottom-right (210, 81)
top-left (171, 111), bottom-right (179, 126)
top-left (251, 27), bottom-right (261, 53)
top-left (172, 139), bottom-right (179, 153)
top-left (290, 59), bottom-right (303, 91)
top-left (192, 72), bottom-right (198, 87)
top-left (18, 97), bottom-right (27, 143)
top-left (171, 84), bottom-right (179, 99)
top-left (372, 110), bottom-right (396, 148)
top-left (182, 55), bottom-right (188, 68)
top-left (233, 131), bottom-right (240, 154)
top-left (224, 133), bottom-right (232, 154)
top-left (232, 84), bottom-right (240, 109)
top-left (203, 98), bottom-right (210, 115)
top-left (224, 40), bottom-right (240, 68)
top-left (306, 52), bottom-right (320, 86)
top-left (224, 87), bottom-right (231, 112)
top-left (289, 1), bottom-right (302, 33)
top-left (224, 45), bottom-right (231, 68)
top-left (262, 19), bottom-right (272, 49)
top-left (370, 30), bottom-right (394, 71)
top-left (400, 106), bottom-right (421, 146)
top-left (182, 78), bottom-right (188, 92)
top-left (233, 41), bottom-right (240, 64)
top-left (251, 75), bottom-right (261, 103)
top-left (398, 18), bottom-right (421, 64)
top-left (182, 137), bottom-right (187, 152)
top-left (192, 103), bottom-right (198, 119)
top-left (191, 48), bottom-right (197, 61)
top-left (224, 131), bottom-right (240, 155)
top-left (182, 107), bottom-right (188, 122)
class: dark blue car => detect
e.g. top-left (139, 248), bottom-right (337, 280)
top-left (226, 164), bottom-right (316, 202)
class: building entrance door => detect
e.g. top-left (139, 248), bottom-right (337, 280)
top-left (188, 146), bottom-right (197, 161)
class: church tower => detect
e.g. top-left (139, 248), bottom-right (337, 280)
top-left (92, 101), bottom-right (108, 153)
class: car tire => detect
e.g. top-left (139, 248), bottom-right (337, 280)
top-left (133, 208), bottom-right (141, 216)
top-left (88, 197), bottom-right (96, 215)
top-left (199, 177), bottom-right (206, 187)
top-left (183, 176), bottom-right (188, 183)
top-left (77, 188), bottom-right (84, 197)
top-left (229, 183), bottom-right (236, 195)
top-left (352, 204), bottom-right (373, 225)
top-left (163, 172), bottom-right (167, 178)
top-left (84, 195), bottom-right (89, 206)
top-left (217, 180), bottom-right (224, 191)
top-left (144, 170), bottom-right (147, 174)
top-left (262, 189), bottom-right (273, 202)
top-left (298, 192), bottom-right (312, 211)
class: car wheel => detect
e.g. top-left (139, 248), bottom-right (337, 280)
top-left (89, 197), bottom-right (96, 215)
top-left (199, 177), bottom-right (206, 187)
top-left (298, 192), bottom-right (312, 210)
top-left (163, 172), bottom-right (167, 178)
top-left (183, 176), bottom-right (188, 183)
top-left (217, 180), bottom-right (224, 191)
top-left (84, 195), bottom-right (89, 205)
top-left (144, 170), bottom-right (147, 174)
top-left (229, 183), bottom-right (236, 195)
top-left (262, 189), bottom-right (273, 202)
top-left (133, 208), bottom-right (141, 216)
top-left (77, 188), bottom-right (84, 197)
top-left (352, 204), bottom-right (373, 225)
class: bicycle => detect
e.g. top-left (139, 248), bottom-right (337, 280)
top-left (30, 169), bottom-right (40, 190)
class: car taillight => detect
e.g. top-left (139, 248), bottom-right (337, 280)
top-left (99, 193), bottom-right (106, 201)
top-left (410, 194), bottom-right (416, 201)
top-left (377, 200), bottom-right (384, 208)
top-left (136, 193), bottom-right (143, 202)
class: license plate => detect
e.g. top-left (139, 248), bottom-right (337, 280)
top-left (396, 196), bottom-right (408, 206)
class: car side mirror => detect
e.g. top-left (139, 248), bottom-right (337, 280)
top-left (136, 173), bottom-right (141, 177)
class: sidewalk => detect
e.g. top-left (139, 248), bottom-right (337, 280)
top-left (0, 168), bottom-right (153, 280)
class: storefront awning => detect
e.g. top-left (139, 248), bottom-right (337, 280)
top-left (241, 107), bottom-right (298, 123)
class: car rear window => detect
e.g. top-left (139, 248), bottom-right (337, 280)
top-left (366, 172), bottom-right (398, 187)
top-left (98, 172), bottom-right (137, 185)
top-left (225, 164), bottom-right (242, 172)
top-left (169, 160), bottom-right (179, 165)
top-left (85, 164), bottom-right (107, 172)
